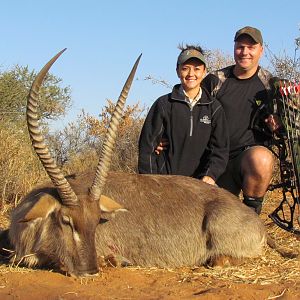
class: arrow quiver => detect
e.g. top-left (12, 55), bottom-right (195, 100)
top-left (268, 79), bottom-right (300, 235)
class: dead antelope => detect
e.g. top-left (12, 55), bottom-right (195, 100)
top-left (7, 50), bottom-right (266, 277)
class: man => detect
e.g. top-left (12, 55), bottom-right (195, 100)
top-left (138, 45), bottom-right (229, 185)
top-left (201, 26), bottom-right (275, 214)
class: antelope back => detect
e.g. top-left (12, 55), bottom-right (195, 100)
top-left (93, 172), bottom-right (267, 267)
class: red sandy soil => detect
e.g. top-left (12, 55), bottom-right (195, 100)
top-left (0, 266), bottom-right (299, 300)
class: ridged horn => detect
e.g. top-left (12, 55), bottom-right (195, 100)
top-left (89, 54), bottom-right (142, 201)
top-left (27, 49), bottom-right (78, 206)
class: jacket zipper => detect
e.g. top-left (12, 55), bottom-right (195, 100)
top-left (189, 106), bottom-right (193, 136)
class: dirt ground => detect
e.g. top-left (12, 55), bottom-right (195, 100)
top-left (0, 266), bottom-right (299, 300)
top-left (0, 189), bottom-right (300, 300)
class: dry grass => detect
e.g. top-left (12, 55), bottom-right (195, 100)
top-left (0, 124), bottom-right (48, 209)
top-left (0, 263), bottom-right (33, 275)
top-left (0, 203), bottom-right (11, 229)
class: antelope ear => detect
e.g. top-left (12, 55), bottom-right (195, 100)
top-left (99, 195), bottom-right (127, 213)
top-left (20, 193), bottom-right (59, 222)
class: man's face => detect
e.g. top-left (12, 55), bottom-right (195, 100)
top-left (234, 35), bottom-right (263, 72)
top-left (177, 58), bottom-right (206, 92)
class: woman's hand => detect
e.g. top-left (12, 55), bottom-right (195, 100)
top-left (201, 176), bottom-right (216, 185)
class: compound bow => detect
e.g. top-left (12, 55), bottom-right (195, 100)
top-left (268, 80), bottom-right (300, 235)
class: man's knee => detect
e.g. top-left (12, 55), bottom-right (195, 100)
top-left (241, 146), bottom-right (274, 177)
top-left (241, 146), bottom-right (274, 198)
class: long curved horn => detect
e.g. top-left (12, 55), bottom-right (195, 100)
top-left (89, 54), bottom-right (142, 201)
top-left (27, 49), bottom-right (78, 206)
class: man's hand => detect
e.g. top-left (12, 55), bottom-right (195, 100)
top-left (201, 176), bottom-right (216, 185)
top-left (155, 138), bottom-right (169, 155)
top-left (265, 114), bottom-right (282, 133)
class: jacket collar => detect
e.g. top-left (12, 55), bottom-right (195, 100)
top-left (170, 84), bottom-right (214, 105)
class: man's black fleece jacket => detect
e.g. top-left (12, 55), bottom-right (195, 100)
top-left (138, 84), bottom-right (229, 181)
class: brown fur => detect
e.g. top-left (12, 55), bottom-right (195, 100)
top-left (8, 171), bottom-right (266, 276)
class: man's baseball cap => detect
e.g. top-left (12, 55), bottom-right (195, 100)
top-left (177, 49), bottom-right (206, 66)
top-left (234, 26), bottom-right (263, 45)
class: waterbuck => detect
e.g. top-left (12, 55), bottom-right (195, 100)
top-left (6, 50), bottom-right (266, 277)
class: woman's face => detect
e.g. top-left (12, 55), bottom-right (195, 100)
top-left (177, 58), bottom-right (206, 92)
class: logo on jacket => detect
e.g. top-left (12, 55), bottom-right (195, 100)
top-left (255, 99), bottom-right (262, 106)
top-left (199, 115), bottom-right (211, 124)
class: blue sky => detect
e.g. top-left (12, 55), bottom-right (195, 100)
top-left (1, 0), bottom-right (299, 129)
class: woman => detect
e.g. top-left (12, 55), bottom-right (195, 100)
top-left (138, 45), bottom-right (229, 185)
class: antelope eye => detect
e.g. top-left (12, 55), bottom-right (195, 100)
top-left (99, 217), bottom-right (109, 224)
